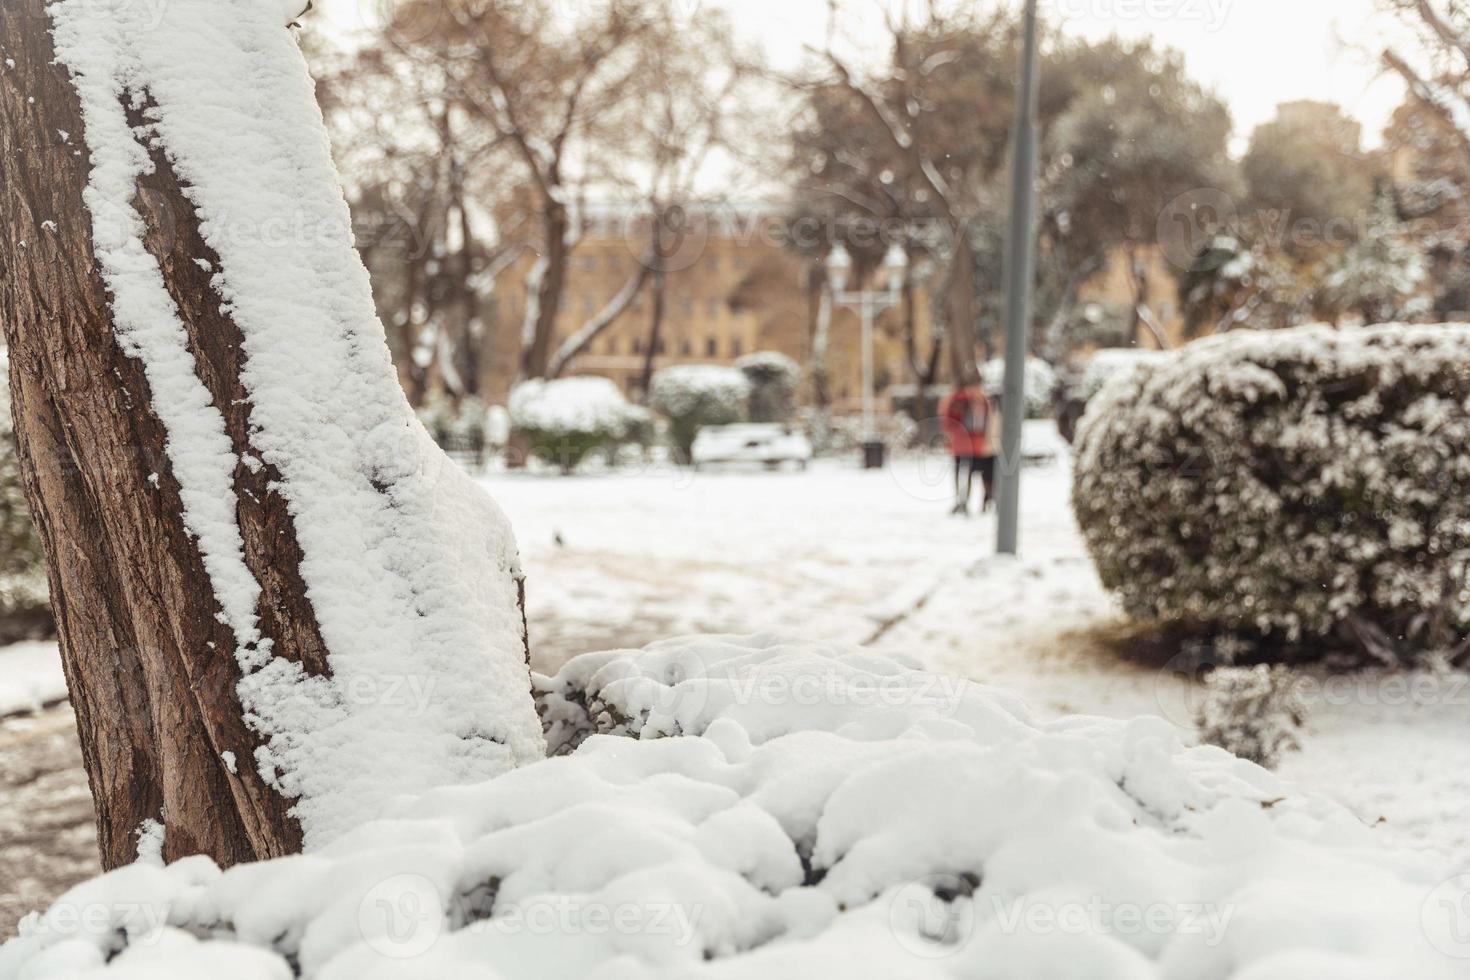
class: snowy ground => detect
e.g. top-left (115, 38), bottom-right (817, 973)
top-left (3, 448), bottom-right (1467, 936)
top-left (496, 453), bottom-right (1470, 868)
top-left (0, 642), bottom-right (66, 718)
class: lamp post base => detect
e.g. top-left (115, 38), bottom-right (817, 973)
top-left (861, 440), bottom-right (887, 470)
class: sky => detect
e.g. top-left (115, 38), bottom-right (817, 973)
top-left (697, 0), bottom-right (1410, 153)
top-left (317, 0), bottom-right (1413, 155)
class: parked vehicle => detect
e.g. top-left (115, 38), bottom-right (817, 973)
top-left (691, 423), bottom-right (813, 471)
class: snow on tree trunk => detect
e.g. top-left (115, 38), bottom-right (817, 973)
top-left (0, 0), bottom-right (543, 869)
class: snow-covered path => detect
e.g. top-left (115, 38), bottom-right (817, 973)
top-left (496, 454), bottom-right (1115, 674)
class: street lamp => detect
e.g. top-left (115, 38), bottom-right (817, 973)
top-left (827, 242), bottom-right (908, 469)
top-left (996, 0), bottom-right (1041, 555)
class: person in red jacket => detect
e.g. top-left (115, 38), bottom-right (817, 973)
top-left (939, 383), bottom-right (997, 516)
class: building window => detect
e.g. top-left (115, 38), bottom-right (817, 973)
top-left (731, 338), bottom-right (743, 357)
top-left (706, 298), bottom-right (720, 319)
top-left (680, 339), bottom-right (691, 356)
top-left (633, 337), bottom-right (643, 355)
top-left (582, 295), bottom-right (596, 314)
top-left (606, 337), bottom-right (618, 355)
top-left (680, 296), bottom-right (694, 315)
top-left (655, 337), bottom-right (667, 355)
top-left (706, 337), bottom-right (717, 357)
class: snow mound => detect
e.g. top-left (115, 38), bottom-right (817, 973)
top-left (4, 637), bottom-right (1461, 978)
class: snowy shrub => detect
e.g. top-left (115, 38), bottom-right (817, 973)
top-left (1196, 664), bottom-right (1306, 768)
top-left (981, 356), bottom-right (1058, 418)
top-left (509, 377), bottom-right (642, 473)
top-left (1074, 347), bottom-right (1170, 403)
top-left (1074, 324), bottom-right (1470, 664)
top-left (5, 636), bottom-right (1461, 977)
top-left (0, 376), bottom-right (50, 640)
top-left (736, 351), bottom-right (800, 423)
top-left (649, 364), bottom-right (750, 460)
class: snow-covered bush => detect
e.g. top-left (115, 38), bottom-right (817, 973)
top-left (1074, 324), bottom-right (1470, 663)
top-left (649, 364), bottom-right (750, 461)
top-left (1074, 348), bottom-right (1171, 403)
top-left (0, 383), bottom-right (49, 640)
top-left (1196, 664), bottom-right (1306, 768)
top-left (736, 351), bottom-right (800, 423)
top-left (509, 377), bottom-right (643, 473)
top-left (981, 356), bottom-right (1057, 418)
top-left (4, 635), bottom-right (1461, 977)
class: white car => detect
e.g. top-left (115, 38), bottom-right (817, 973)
top-left (692, 423), bottom-right (813, 470)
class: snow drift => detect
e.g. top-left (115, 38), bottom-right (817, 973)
top-left (2, 637), bottom-right (1462, 978)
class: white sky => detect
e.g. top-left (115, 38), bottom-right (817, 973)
top-left (317, 0), bottom-right (1412, 155)
top-left (699, 0), bottom-right (1410, 153)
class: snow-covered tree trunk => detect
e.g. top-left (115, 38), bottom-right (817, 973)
top-left (0, 0), bottom-right (543, 870)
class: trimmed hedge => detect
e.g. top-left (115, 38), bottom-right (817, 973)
top-left (509, 377), bottom-right (643, 473)
top-left (649, 365), bottom-right (750, 461)
top-left (1073, 324), bottom-right (1470, 664)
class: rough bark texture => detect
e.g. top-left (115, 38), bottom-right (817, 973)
top-left (0, 0), bottom-right (322, 869)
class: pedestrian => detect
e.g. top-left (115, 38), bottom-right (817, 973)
top-left (940, 381), bottom-right (997, 516)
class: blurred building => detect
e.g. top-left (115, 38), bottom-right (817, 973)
top-left (485, 201), bottom-right (1184, 410)
top-left (492, 202), bottom-right (935, 416)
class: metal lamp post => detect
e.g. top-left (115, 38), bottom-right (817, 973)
top-left (996, 0), bottom-right (1041, 555)
top-left (827, 242), bottom-right (908, 470)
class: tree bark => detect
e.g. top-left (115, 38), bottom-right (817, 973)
top-left (0, 0), bottom-right (541, 871)
top-left (638, 269), bottom-right (669, 400)
top-left (945, 226), bottom-right (981, 384)
top-left (0, 0), bottom-right (319, 868)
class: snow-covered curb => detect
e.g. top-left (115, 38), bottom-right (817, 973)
top-left (3, 637), bottom-right (1463, 978)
